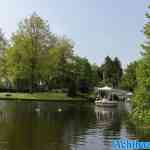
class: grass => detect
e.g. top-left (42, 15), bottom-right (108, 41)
top-left (0, 92), bottom-right (88, 101)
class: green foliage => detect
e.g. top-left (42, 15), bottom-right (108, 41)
top-left (0, 92), bottom-right (86, 101)
top-left (91, 64), bottom-right (100, 86)
top-left (121, 61), bottom-right (137, 91)
top-left (73, 56), bottom-right (93, 93)
top-left (2, 13), bottom-right (97, 95)
top-left (0, 29), bottom-right (7, 54)
top-left (4, 13), bottom-right (57, 92)
top-left (132, 6), bottom-right (150, 123)
top-left (0, 29), bottom-right (8, 78)
top-left (0, 13), bottom-right (109, 97)
top-left (46, 37), bottom-right (75, 91)
top-left (98, 56), bottom-right (123, 88)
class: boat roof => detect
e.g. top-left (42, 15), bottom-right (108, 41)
top-left (96, 86), bottom-right (128, 96)
top-left (97, 86), bottom-right (112, 91)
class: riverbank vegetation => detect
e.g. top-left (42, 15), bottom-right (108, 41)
top-left (0, 13), bottom-right (100, 98)
top-left (0, 8), bottom-right (149, 110)
top-left (120, 61), bottom-right (137, 92)
top-left (0, 12), bottom-right (128, 100)
top-left (131, 6), bottom-right (150, 124)
top-left (0, 92), bottom-right (89, 101)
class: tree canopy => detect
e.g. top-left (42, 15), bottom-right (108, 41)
top-left (4, 13), bottom-right (58, 92)
top-left (98, 56), bottom-right (123, 88)
top-left (132, 6), bottom-right (150, 123)
top-left (121, 61), bottom-right (137, 92)
top-left (0, 13), bottom-right (130, 98)
top-left (0, 13), bottom-right (101, 95)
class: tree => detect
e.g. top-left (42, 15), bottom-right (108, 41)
top-left (3, 13), bottom-right (79, 95)
top-left (55, 37), bottom-right (74, 88)
top-left (47, 37), bottom-right (75, 90)
top-left (121, 62), bottom-right (137, 91)
top-left (101, 56), bottom-right (114, 85)
top-left (0, 29), bottom-right (7, 56)
top-left (113, 57), bottom-right (123, 87)
top-left (4, 13), bottom-right (57, 92)
top-left (99, 56), bottom-right (123, 88)
top-left (73, 56), bottom-right (93, 93)
top-left (133, 6), bottom-right (150, 123)
top-left (0, 29), bottom-right (8, 88)
top-left (91, 64), bottom-right (100, 87)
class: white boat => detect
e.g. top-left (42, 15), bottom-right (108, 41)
top-left (95, 98), bottom-right (118, 107)
top-left (95, 86), bottom-right (119, 107)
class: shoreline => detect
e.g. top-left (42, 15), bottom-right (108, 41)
top-left (0, 97), bottom-right (92, 102)
top-left (0, 92), bottom-right (94, 102)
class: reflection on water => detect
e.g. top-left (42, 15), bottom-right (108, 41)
top-left (95, 107), bottom-right (115, 122)
top-left (0, 101), bottom-right (148, 150)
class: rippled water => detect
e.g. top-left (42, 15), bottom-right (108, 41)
top-left (0, 101), bottom-right (148, 150)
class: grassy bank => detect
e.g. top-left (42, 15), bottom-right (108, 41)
top-left (0, 92), bottom-right (92, 102)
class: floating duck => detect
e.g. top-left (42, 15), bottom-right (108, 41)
top-left (58, 108), bottom-right (62, 112)
top-left (35, 108), bottom-right (40, 112)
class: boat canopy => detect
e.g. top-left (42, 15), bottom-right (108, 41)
top-left (95, 86), bottom-right (128, 97)
top-left (97, 86), bottom-right (112, 91)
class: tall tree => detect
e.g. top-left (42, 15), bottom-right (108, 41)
top-left (73, 56), bottom-right (93, 93)
top-left (0, 29), bottom-right (7, 56)
top-left (5, 13), bottom-right (57, 92)
top-left (133, 6), bottom-right (150, 122)
top-left (99, 56), bottom-right (122, 88)
top-left (47, 37), bottom-right (74, 90)
top-left (91, 64), bottom-right (100, 87)
top-left (0, 29), bottom-right (8, 87)
top-left (113, 57), bottom-right (123, 87)
top-left (121, 61), bottom-right (137, 91)
top-left (101, 56), bottom-right (114, 85)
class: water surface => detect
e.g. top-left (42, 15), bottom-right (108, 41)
top-left (0, 101), bottom-right (148, 150)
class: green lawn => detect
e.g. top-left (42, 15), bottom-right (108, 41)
top-left (0, 92), bottom-right (87, 101)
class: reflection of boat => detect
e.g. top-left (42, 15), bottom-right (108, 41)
top-left (94, 106), bottom-right (115, 122)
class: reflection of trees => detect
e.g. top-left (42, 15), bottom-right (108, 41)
top-left (0, 102), bottom-right (97, 150)
top-left (125, 116), bottom-right (150, 140)
top-left (118, 103), bottom-right (150, 140)
top-left (103, 105), bottom-right (128, 133)
top-left (0, 101), bottom-right (146, 150)
top-left (7, 102), bottom-right (73, 150)
top-left (94, 104), bottom-right (130, 143)
top-left (95, 106), bottom-right (122, 131)
top-left (94, 104), bottom-right (130, 148)
top-left (0, 101), bottom-right (17, 150)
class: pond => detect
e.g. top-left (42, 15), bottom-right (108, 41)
top-left (0, 101), bottom-right (149, 150)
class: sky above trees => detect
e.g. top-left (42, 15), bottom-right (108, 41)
top-left (0, 0), bottom-right (148, 67)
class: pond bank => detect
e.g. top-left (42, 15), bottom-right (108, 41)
top-left (0, 92), bottom-right (94, 102)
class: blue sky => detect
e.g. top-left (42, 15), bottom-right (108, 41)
top-left (0, 0), bottom-right (149, 67)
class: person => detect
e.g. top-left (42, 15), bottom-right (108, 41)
top-left (102, 96), bottom-right (107, 102)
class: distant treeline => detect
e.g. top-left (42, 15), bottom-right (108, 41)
top-left (0, 13), bottom-right (136, 96)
